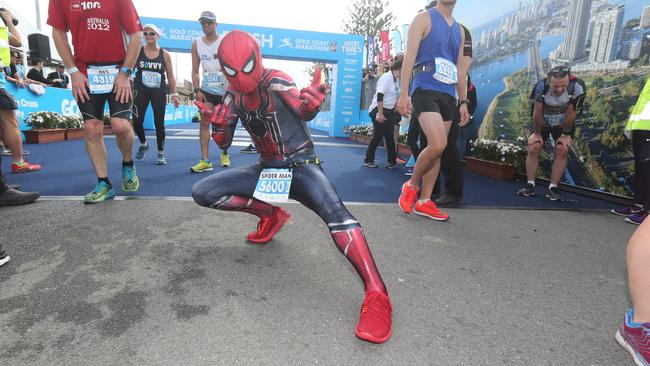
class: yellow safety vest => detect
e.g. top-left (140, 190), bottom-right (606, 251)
top-left (626, 76), bottom-right (650, 132)
top-left (0, 27), bottom-right (9, 68)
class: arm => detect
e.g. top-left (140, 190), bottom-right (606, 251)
top-left (113, 31), bottom-right (142, 103)
top-left (27, 69), bottom-right (52, 85)
top-left (273, 69), bottom-right (326, 121)
top-left (191, 40), bottom-right (205, 102)
top-left (52, 28), bottom-right (89, 102)
top-left (397, 12), bottom-right (428, 117)
top-left (163, 50), bottom-right (179, 107)
top-left (1, 10), bottom-right (21, 47)
top-left (456, 29), bottom-right (470, 125)
top-left (527, 101), bottom-right (544, 146)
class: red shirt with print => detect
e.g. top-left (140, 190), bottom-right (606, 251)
top-left (47, 0), bottom-right (142, 75)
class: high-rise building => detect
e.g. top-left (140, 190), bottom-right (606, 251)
top-left (561, 0), bottom-right (593, 61)
top-left (590, 5), bottom-right (625, 64)
top-left (641, 5), bottom-right (650, 29)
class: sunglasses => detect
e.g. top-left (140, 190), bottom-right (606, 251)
top-left (549, 66), bottom-right (570, 78)
top-left (143, 31), bottom-right (157, 36)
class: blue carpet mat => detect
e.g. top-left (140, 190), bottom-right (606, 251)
top-left (2, 123), bottom-right (615, 209)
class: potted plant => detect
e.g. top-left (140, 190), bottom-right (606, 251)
top-left (22, 111), bottom-right (66, 144)
top-left (59, 115), bottom-right (84, 140)
top-left (347, 124), bottom-right (373, 145)
top-left (466, 138), bottom-right (526, 181)
top-left (103, 114), bottom-right (113, 135)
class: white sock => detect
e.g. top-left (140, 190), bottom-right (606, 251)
top-left (527, 181), bottom-right (535, 186)
top-left (418, 199), bottom-right (428, 204)
top-left (549, 183), bottom-right (558, 189)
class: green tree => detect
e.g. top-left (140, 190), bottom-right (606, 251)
top-left (342, 0), bottom-right (396, 56)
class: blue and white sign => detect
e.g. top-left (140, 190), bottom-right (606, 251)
top-left (253, 168), bottom-right (293, 203)
top-left (141, 17), bottom-right (364, 137)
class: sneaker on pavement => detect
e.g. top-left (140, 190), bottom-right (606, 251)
top-left (364, 161), bottom-right (378, 168)
top-left (386, 163), bottom-right (397, 170)
top-left (190, 159), bottom-right (213, 173)
top-left (0, 188), bottom-right (40, 206)
top-left (517, 183), bottom-right (535, 197)
top-left (396, 157), bottom-right (407, 164)
top-left (626, 211), bottom-right (649, 225)
top-left (413, 199), bottom-right (449, 221)
top-left (612, 205), bottom-right (644, 217)
top-left (615, 309), bottom-right (650, 366)
top-left (135, 143), bottom-right (149, 159)
top-left (11, 160), bottom-right (41, 174)
top-left (399, 181), bottom-right (419, 214)
top-left (355, 291), bottom-right (392, 344)
top-left (155, 153), bottom-right (167, 165)
top-left (240, 144), bottom-right (257, 154)
top-left (546, 187), bottom-right (563, 202)
top-left (1, 148), bottom-right (12, 156)
top-left (247, 207), bottom-right (292, 244)
top-left (0, 252), bottom-right (9, 268)
top-left (121, 165), bottom-right (140, 192)
top-left (404, 167), bottom-right (414, 176)
top-left (435, 194), bottom-right (462, 208)
top-left (84, 181), bottom-right (115, 204)
top-left (220, 152), bottom-right (231, 167)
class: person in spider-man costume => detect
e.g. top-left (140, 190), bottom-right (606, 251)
top-left (191, 30), bottom-right (392, 343)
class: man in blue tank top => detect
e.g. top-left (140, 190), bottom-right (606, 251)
top-left (396, 0), bottom-right (470, 222)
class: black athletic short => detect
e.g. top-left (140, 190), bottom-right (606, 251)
top-left (411, 88), bottom-right (457, 122)
top-left (541, 125), bottom-right (574, 144)
top-left (201, 90), bottom-right (223, 105)
top-left (0, 89), bottom-right (18, 110)
top-left (78, 89), bottom-right (133, 121)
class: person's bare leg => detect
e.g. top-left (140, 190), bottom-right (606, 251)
top-left (84, 119), bottom-right (108, 178)
top-left (526, 140), bottom-right (542, 182)
top-left (111, 118), bottom-right (134, 163)
top-left (628, 218), bottom-right (650, 322)
top-left (550, 140), bottom-right (570, 185)
top-left (0, 109), bottom-right (24, 164)
top-left (410, 112), bottom-right (449, 199)
top-left (199, 102), bottom-right (215, 160)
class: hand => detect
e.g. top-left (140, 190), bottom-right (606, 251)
top-left (375, 113), bottom-right (386, 123)
top-left (70, 70), bottom-right (90, 103)
top-left (172, 95), bottom-right (180, 109)
top-left (300, 67), bottom-right (327, 113)
top-left (556, 134), bottom-right (572, 153)
top-left (194, 101), bottom-right (236, 129)
top-left (195, 90), bottom-right (206, 103)
top-left (458, 103), bottom-right (470, 127)
top-left (396, 95), bottom-right (411, 117)
top-left (528, 133), bottom-right (543, 146)
top-left (113, 73), bottom-right (132, 104)
top-left (16, 79), bottom-right (25, 88)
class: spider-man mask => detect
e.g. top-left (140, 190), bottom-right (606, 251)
top-left (218, 30), bottom-right (264, 94)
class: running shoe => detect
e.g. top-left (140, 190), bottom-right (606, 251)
top-left (612, 204), bottom-right (644, 217)
top-left (364, 161), bottom-right (378, 168)
top-left (398, 181), bottom-right (419, 214)
top-left (396, 157), bottom-right (407, 164)
top-left (546, 187), bottom-right (563, 202)
top-left (413, 199), bottom-right (449, 221)
top-left (517, 183), bottom-right (535, 197)
top-left (1, 147), bottom-right (12, 156)
top-left (84, 181), bottom-right (115, 204)
top-left (404, 167), bottom-right (414, 176)
top-left (240, 144), bottom-right (257, 154)
top-left (626, 211), bottom-right (649, 225)
top-left (247, 207), bottom-right (292, 244)
top-left (190, 159), bottom-right (213, 173)
top-left (615, 309), bottom-right (650, 366)
top-left (0, 188), bottom-right (39, 206)
top-left (386, 163), bottom-right (397, 170)
top-left (0, 252), bottom-right (9, 268)
top-left (11, 160), bottom-right (41, 174)
top-left (155, 153), bottom-right (167, 165)
top-left (121, 165), bottom-right (140, 192)
top-left (220, 152), bottom-right (231, 167)
top-left (355, 291), bottom-right (392, 344)
top-left (135, 143), bottom-right (149, 160)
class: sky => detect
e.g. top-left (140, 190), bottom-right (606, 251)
top-left (1, 0), bottom-right (520, 85)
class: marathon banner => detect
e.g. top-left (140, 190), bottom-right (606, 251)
top-left (366, 35), bottom-right (375, 66)
top-left (391, 29), bottom-right (403, 55)
top-left (380, 31), bottom-right (390, 62)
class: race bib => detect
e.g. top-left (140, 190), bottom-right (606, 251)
top-left (142, 70), bottom-right (162, 89)
top-left (204, 71), bottom-right (225, 89)
top-left (544, 113), bottom-right (565, 127)
top-left (88, 65), bottom-right (119, 94)
top-left (253, 168), bottom-right (293, 203)
top-left (433, 57), bottom-right (458, 85)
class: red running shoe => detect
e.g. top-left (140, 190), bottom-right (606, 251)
top-left (355, 292), bottom-right (392, 344)
top-left (11, 160), bottom-right (41, 174)
top-left (413, 199), bottom-right (449, 221)
top-left (616, 310), bottom-right (650, 366)
top-left (247, 207), bottom-right (291, 244)
top-left (398, 181), bottom-right (419, 214)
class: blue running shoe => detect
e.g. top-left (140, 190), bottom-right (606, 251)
top-left (122, 165), bottom-right (140, 192)
top-left (84, 181), bottom-right (115, 204)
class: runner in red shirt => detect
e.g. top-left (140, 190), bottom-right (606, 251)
top-left (48, 0), bottom-right (143, 203)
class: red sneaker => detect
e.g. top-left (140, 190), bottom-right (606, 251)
top-left (246, 207), bottom-right (291, 244)
top-left (413, 199), bottom-right (449, 221)
top-left (11, 160), bottom-right (41, 174)
top-left (398, 181), bottom-right (419, 214)
top-left (355, 292), bottom-right (392, 344)
top-left (396, 157), bottom-right (407, 164)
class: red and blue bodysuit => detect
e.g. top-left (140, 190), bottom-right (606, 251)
top-left (191, 30), bottom-right (392, 343)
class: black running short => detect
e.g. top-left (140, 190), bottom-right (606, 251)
top-left (78, 89), bottom-right (133, 121)
top-left (411, 88), bottom-right (457, 122)
top-left (0, 89), bottom-right (18, 110)
top-left (201, 90), bottom-right (223, 105)
top-left (541, 125), bottom-right (575, 144)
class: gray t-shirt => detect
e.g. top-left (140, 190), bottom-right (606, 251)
top-left (535, 83), bottom-right (585, 127)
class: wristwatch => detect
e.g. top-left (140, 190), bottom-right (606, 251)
top-left (458, 99), bottom-right (469, 107)
top-left (120, 67), bottom-right (133, 76)
top-left (193, 88), bottom-right (201, 93)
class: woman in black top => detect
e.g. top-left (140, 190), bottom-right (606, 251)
top-left (133, 24), bottom-right (179, 165)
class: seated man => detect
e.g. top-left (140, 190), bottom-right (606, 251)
top-left (517, 66), bottom-right (585, 202)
